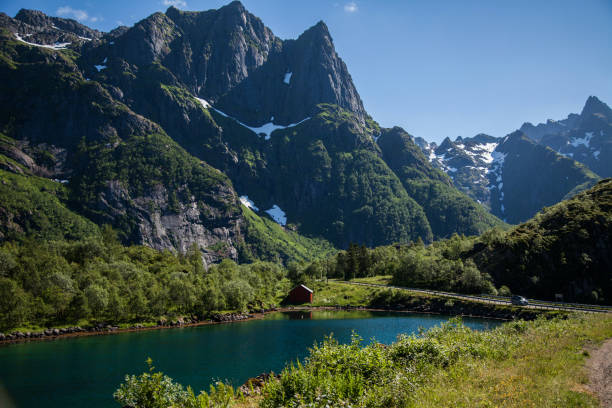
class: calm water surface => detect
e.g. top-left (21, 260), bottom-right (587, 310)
top-left (0, 311), bottom-right (500, 407)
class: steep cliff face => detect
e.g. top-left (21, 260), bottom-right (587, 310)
top-left (78, 2), bottom-right (365, 127)
top-left (216, 20), bottom-right (366, 125)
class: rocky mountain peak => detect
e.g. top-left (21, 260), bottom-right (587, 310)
top-left (301, 20), bottom-right (331, 39)
top-left (581, 96), bottom-right (612, 122)
top-left (470, 133), bottom-right (498, 144)
top-left (437, 137), bottom-right (455, 152)
top-left (7, 8), bottom-right (102, 45)
top-left (164, 6), bottom-right (182, 18)
top-left (223, 1), bottom-right (247, 13)
top-left (501, 130), bottom-right (526, 146)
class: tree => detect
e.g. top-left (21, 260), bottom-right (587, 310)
top-left (357, 244), bottom-right (371, 277)
top-left (85, 284), bottom-right (109, 318)
top-left (0, 278), bottom-right (30, 329)
top-left (345, 243), bottom-right (358, 280)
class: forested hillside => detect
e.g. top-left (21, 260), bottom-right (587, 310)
top-left (303, 179), bottom-right (612, 304)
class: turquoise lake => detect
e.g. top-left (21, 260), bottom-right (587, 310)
top-left (0, 311), bottom-right (501, 407)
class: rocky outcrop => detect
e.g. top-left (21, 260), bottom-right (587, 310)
top-left (0, 30), bottom-right (247, 262)
top-left (97, 181), bottom-right (242, 266)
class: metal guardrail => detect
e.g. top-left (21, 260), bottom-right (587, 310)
top-left (337, 281), bottom-right (612, 314)
top-left (483, 294), bottom-right (612, 311)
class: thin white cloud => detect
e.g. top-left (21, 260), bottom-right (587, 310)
top-left (344, 2), bottom-right (358, 13)
top-left (162, 0), bottom-right (187, 8)
top-left (57, 6), bottom-right (90, 22)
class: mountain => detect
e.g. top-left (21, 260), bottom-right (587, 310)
top-left (0, 2), bottom-right (502, 261)
top-left (377, 127), bottom-right (503, 237)
top-left (417, 130), bottom-right (600, 223)
top-left (0, 27), bottom-right (331, 266)
top-left (520, 96), bottom-right (612, 178)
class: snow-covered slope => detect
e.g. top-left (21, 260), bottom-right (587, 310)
top-left (418, 134), bottom-right (501, 207)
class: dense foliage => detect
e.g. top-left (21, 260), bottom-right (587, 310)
top-left (238, 206), bottom-right (334, 265)
top-left (0, 166), bottom-right (100, 242)
top-left (304, 237), bottom-right (497, 295)
top-left (0, 233), bottom-right (289, 331)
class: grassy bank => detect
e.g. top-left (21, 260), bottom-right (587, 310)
top-left (114, 313), bottom-right (612, 407)
top-left (306, 280), bottom-right (548, 320)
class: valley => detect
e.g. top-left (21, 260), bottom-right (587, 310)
top-left (0, 1), bottom-right (610, 407)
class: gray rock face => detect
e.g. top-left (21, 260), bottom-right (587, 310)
top-left (217, 20), bottom-right (366, 125)
top-left (98, 181), bottom-right (241, 266)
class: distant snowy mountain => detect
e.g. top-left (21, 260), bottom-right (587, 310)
top-left (416, 131), bottom-right (599, 224)
top-left (520, 96), bottom-right (612, 177)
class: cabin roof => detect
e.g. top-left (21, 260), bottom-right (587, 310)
top-left (292, 284), bottom-right (313, 293)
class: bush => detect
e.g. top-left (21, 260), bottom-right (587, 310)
top-left (114, 359), bottom-right (238, 408)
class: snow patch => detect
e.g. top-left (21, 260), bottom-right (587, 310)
top-left (476, 142), bottom-right (498, 164)
top-left (428, 149), bottom-right (437, 162)
top-left (195, 97), bottom-right (210, 108)
top-left (109, 41), bottom-right (115, 45)
top-left (78, 36), bottom-right (92, 41)
top-left (569, 132), bottom-right (593, 148)
top-left (243, 118), bottom-right (311, 140)
top-left (486, 151), bottom-right (507, 208)
top-left (265, 205), bottom-right (287, 226)
top-left (283, 72), bottom-right (293, 84)
top-left (94, 65), bottom-right (107, 72)
top-left (593, 150), bottom-right (600, 159)
top-left (239, 195), bottom-right (259, 211)
top-left (53, 179), bottom-right (69, 184)
top-left (14, 32), bottom-right (70, 50)
top-left (210, 106), bottom-right (310, 140)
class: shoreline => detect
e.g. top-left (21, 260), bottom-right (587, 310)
top-left (0, 305), bottom-right (516, 346)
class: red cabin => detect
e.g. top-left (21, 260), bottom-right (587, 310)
top-left (288, 284), bottom-right (313, 304)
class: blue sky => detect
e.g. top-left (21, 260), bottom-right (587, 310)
top-left (2, 0), bottom-right (611, 143)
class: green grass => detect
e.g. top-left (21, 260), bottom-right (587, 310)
top-left (309, 280), bottom-right (380, 307)
top-left (411, 314), bottom-right (612, 407)
top-left (0, 166), bottom-right (101, 241)
top-left (260, 313), bottom-right (612, 408)
top-left (351, 275), bottom-right (392, 285)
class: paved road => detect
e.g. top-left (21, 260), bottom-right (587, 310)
top-left (335, 280), bottom-right (612, 314)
